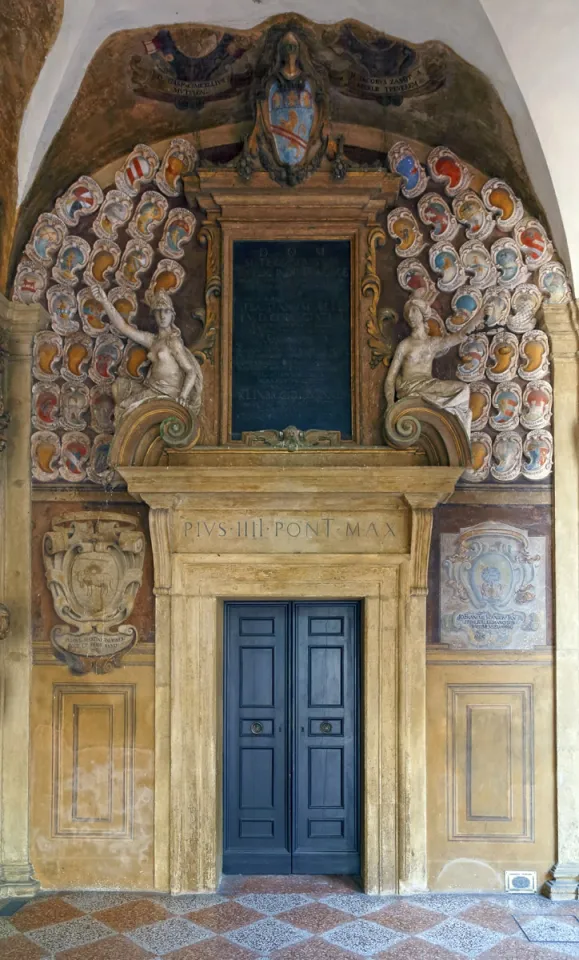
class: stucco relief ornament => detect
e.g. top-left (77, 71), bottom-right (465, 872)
top-left (146, 259), bottom-right (186, 300)
top-left (52, 236), bottom-right (91, 286)
top-left (31, 430), bottom-right (61, 482)
top-left (507, 284), bottom-right (542, 334)
top-left (521, 380), bottom-right (552, 430)
top-left (127, 190), bottom-right (168, 242)
top-left (32, 382), bottom-right (60, 431)
top-left (397, 259), bottom-right (436, 300)
top-left (418, 192), bottom-right (459, 243)
top-left (522, 430), bottom-right (553, 480)
top-left (427, 146), bottom-right (472, 197)
top-left (468, 381), bottom-right (491, 431)
top-left (77, 287), bottom-right (108, 336)
top-left (115, 144), bottom-right (160, 197)
top-left (538, 261), bottom-right (572, 304)
top-left (92, 190), bottom-right (134, 241)
top-left (108, 287), bottom-right (138, 324)
top-left (464, 432), bottom-right (492, 483)
top-left (88, 282), bottom-right (203, 427)
top-left (481, 287), bottom-right (511, 329)
top-left (89, 335), bottom-right (124, 386)
top-left (12, 259), bottom-right (48, 304)
top-left (159, 208), bottom-right (196, 259)
top-left (25, 213), bottom-right (68, 266)
top-left (114, 239), bottom-right (153, 290)
top-left (441, 522), bottom-right (544, 648)
top-left (459, 240), bottom-right (497, 289)
top-left (486, 330), bottom-right (519, 382)
top-left (489, 380), bottom-right (522, 432)
top-left (46, 284), bottom-right (79, 335)
top-left (429, 241), bottom-right (466, 292)
top-left (452, 190), bottom-right (494, 242)
top-left (33, 331), bottom-right (62, 382)
top-left (387, 141), bottom-right (427, 199)
top-left (514, 218), bottom-right (554, 270)
top-left (491, 432), bottom-right (522, 482)
top-left (43, 513), bottom-right (145, 674)
top-left (90, 385), bottom-right (115, 433)
top-left (60, 383), bottom-right (90, 430)
top-left (491, 237), bottom-right (529, 289)
top-left (60, 431), bottom-right (91, 482)
top-left (456, 332), bottom-right (489, 383)
top-left (155, 137), bottom-right (198, 197)
top-left (61, 333), bottom-right (92, 383)
top-left (446, 288), bottom-right (482, 334)
top-left (88, 434), bottom-right (116, 486)
top-left (481, 178), bottom-right (524, 232)
top-left (518, 330), bottom-right (550, 380)
top-left (386, 208), bottom-right (426, 258)
top-left (384, 297), bottom-right (483, 438)
top-left (55, 176), bottom-right (104, 227)
top-left (82, 239), bottom-right (121, 289)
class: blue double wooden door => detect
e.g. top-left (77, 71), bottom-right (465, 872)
top-left (223, 601), bottom-right (360, 875)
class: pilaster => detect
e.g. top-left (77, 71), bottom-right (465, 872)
top-left (543, 301), bottom-right (579, 899)
top-left (0, 294), bottom-right (48, 897)
top-left (399, 494), bottom-right (440, 893)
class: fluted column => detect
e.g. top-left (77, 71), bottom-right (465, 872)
top-left (543, 302), bottom-right (579, 899)
top-left (0, 294), bottom-right (48, 897)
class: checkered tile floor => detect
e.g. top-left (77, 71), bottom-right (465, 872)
top-left (2, 876), bottom-right (579, 958)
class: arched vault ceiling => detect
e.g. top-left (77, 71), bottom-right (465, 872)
top-left (0, 0), bottom-right (63, 293)
top-left (10, 0), bottom-right (579, 287)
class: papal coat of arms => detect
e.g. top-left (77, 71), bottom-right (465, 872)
top-left (43, 513), bottom-right (145, 673)
top-left (243, 26), bottom-right (330, 186)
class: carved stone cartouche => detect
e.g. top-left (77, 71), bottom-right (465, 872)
top-left (43, 513), bottom-right (145, 674)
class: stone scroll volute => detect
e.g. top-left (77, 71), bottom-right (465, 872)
top-left (43, 512), bottom-right (145, 674)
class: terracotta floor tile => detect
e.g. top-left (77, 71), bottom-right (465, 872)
top-left (93, 898), bottom-right (171, 932)
top-left (10, 897), bottom-right (84, 932)
top-left (163, 937), bottom-right (257, 959)
top-left (375, 938), bottom-right (463, 959)
top-left (272, 937), bottom-right (358, 958)
top-left (372, 901), bottom-right (444, 933)
top-left (55, 934), bottom-right (154, 960)
top-left (276, 903), bottom-right (352, 933)
top-left (186, 901), bottom-right (263, 933)
top-left (0, 933), bottom-right (49, 960)
top-left (459, 901), bottom-right (521, 934)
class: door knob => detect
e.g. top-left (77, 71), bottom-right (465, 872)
top-left (250, 722), bottom-right (264, 735)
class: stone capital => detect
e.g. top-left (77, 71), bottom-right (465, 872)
top-left (0, 293), bottom-right (49, 358)
top-left (542, 301), bottom-right (579, 361)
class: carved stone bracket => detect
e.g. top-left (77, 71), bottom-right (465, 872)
top-left (384, 397), bottom-right (471, 468)
top-left (242, 425), bottom-right (341, 450)
top-left (109, 397), bottom-right (200, 468)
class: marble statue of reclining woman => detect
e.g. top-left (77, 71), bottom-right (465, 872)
top-left (385, 297), bottom-right (483, 438)
top-left (89, 281), bottom-right (203, 421)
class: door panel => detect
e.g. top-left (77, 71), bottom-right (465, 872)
top-left (223, 601), bottom-right (360, 875)
top-left (293, 603), bottom-right (360, 874)
top-left (223, 603), bottom-right (291, 874)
